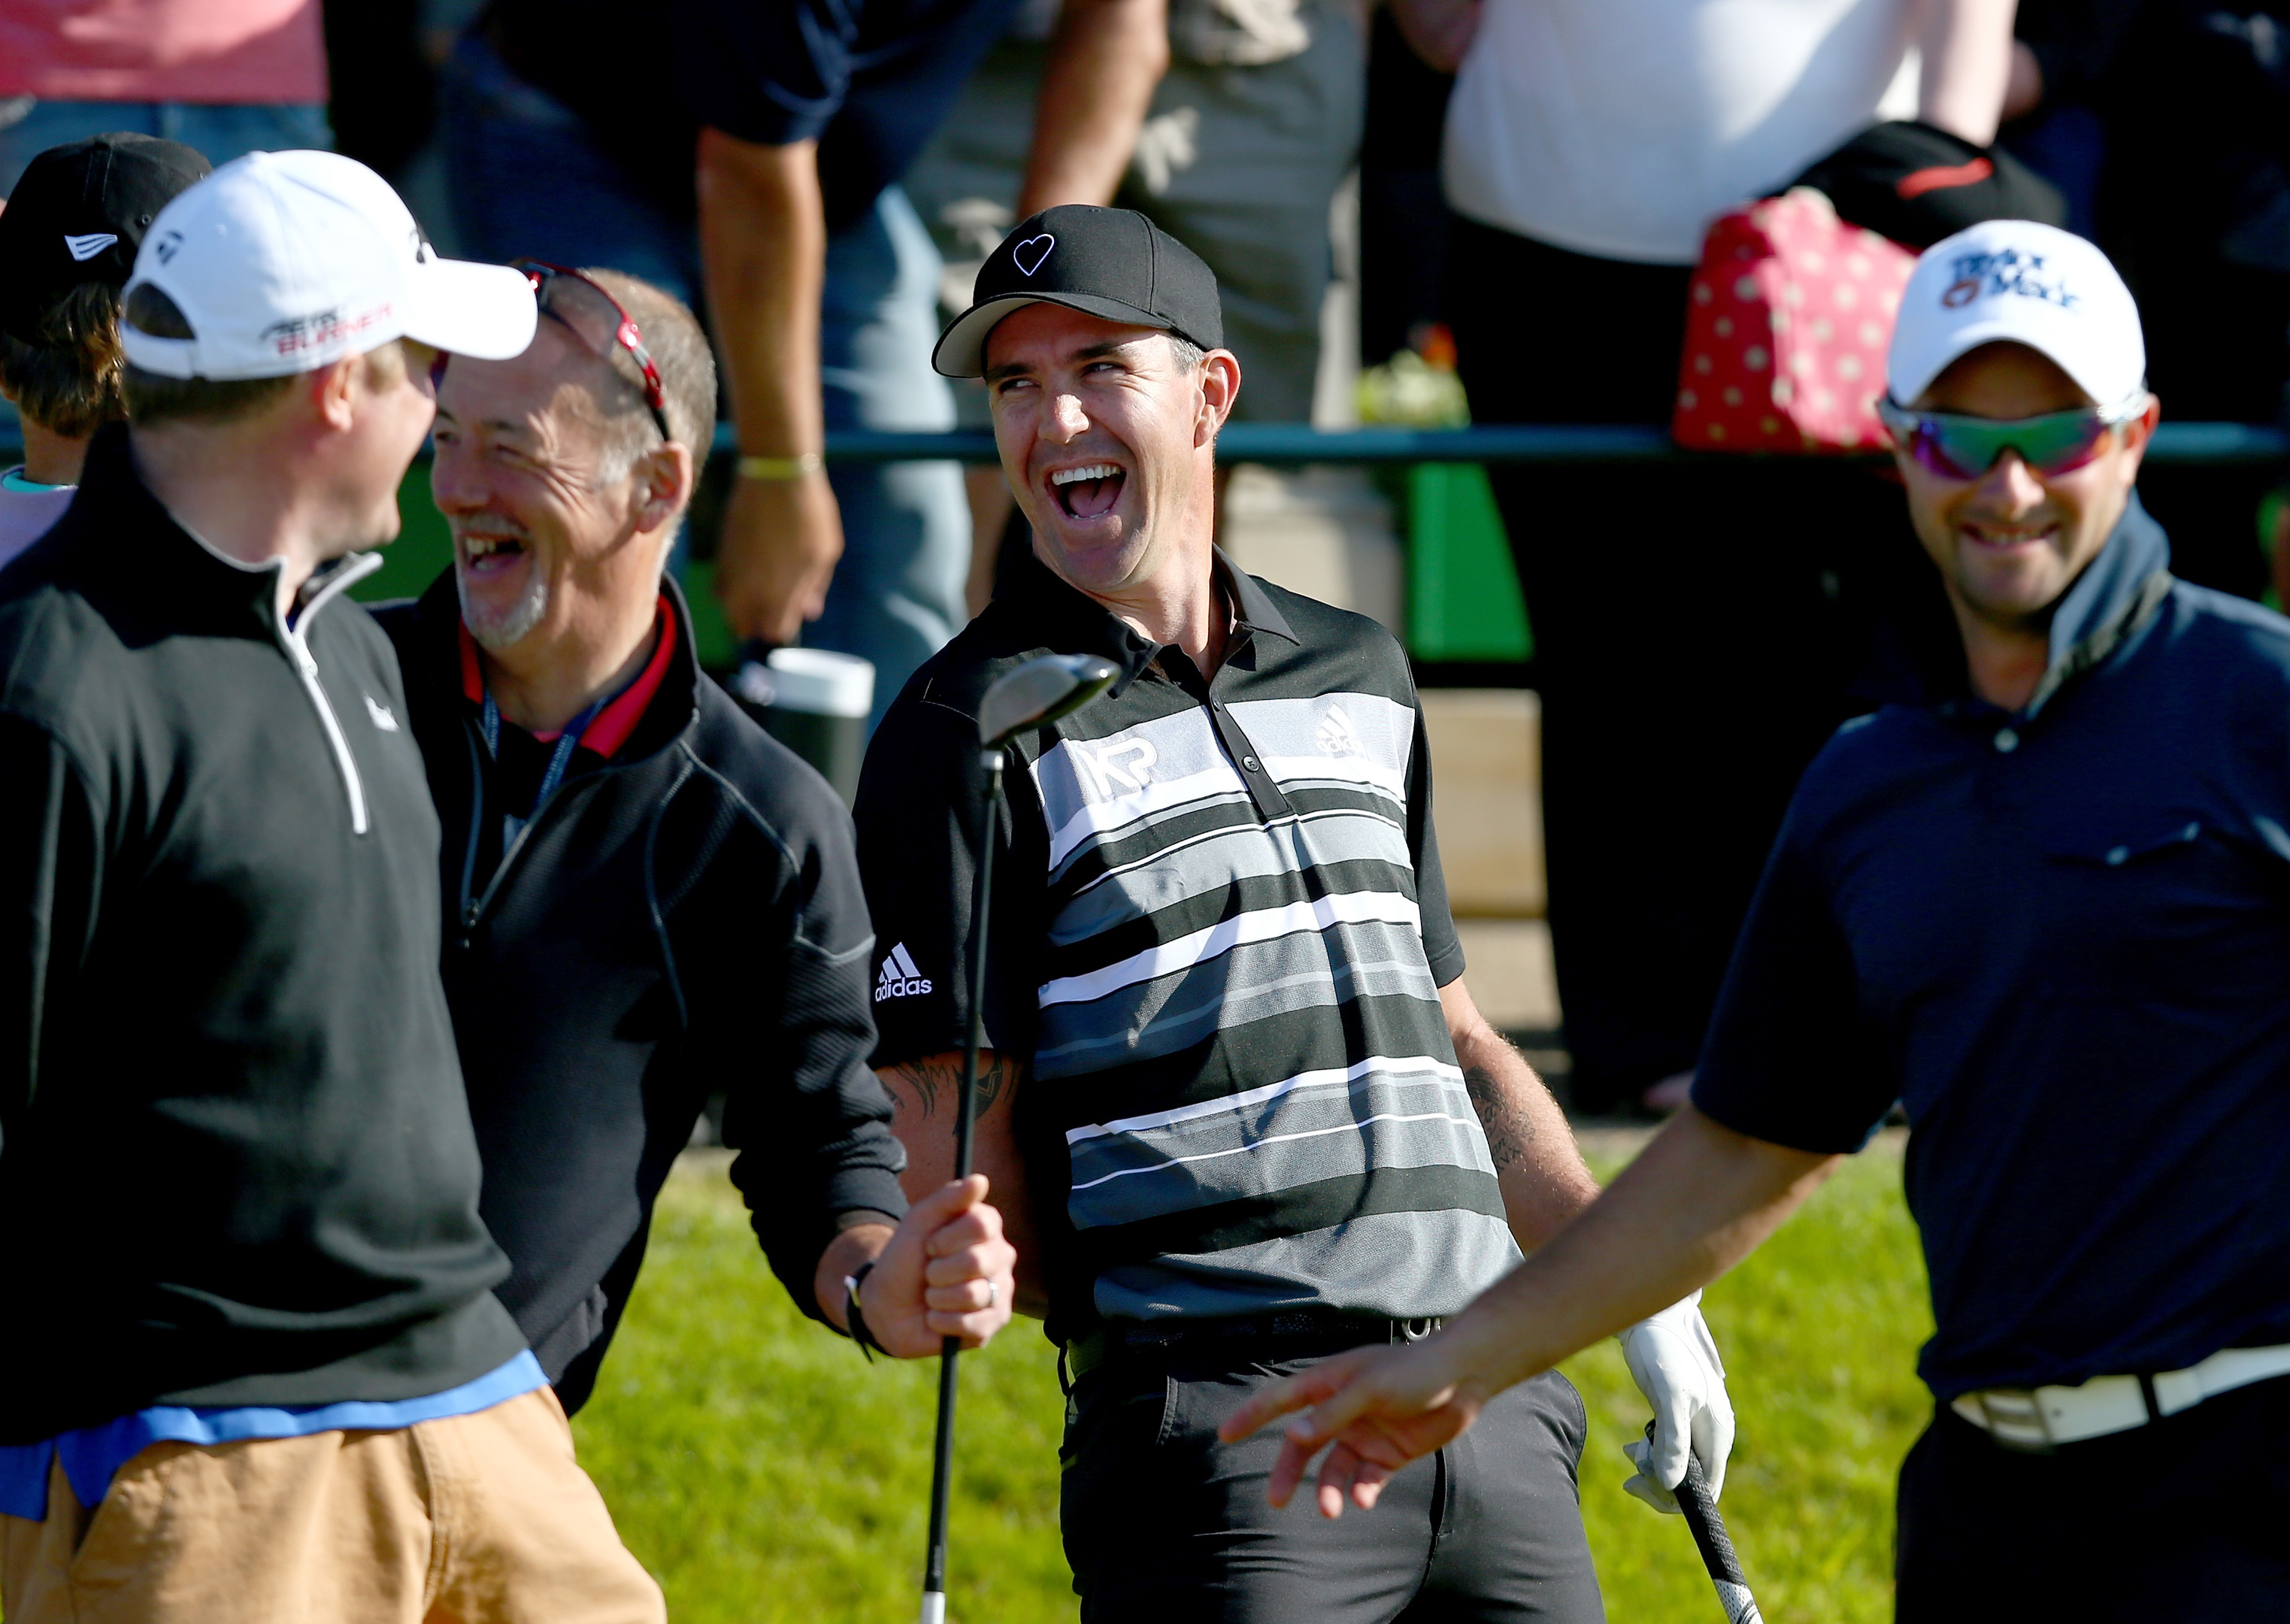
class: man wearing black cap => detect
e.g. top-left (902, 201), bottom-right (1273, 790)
top-left (0, 133), bottom-right (209, 568)
top-left (854, 205), bottom-right (1734, 1619)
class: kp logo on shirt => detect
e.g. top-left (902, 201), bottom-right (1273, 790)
top-left (876, 943), bottom-right (933, 1002)
top-left (1073, 736), bottom-right (1159, 798)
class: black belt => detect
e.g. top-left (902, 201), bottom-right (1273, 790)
top-left (1061, 1309), bottom-right (1443, 1390)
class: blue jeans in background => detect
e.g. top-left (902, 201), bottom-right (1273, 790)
top-left (441, 34), bottom-right (971, 734)
top-left (0, 98), bottom-right (332, 444)
top-left (0, 98), bottom-right (331, 194)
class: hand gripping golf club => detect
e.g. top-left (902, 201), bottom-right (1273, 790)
top-left (1646, 1420), bottom-right (1764, 1624)
top-left (919, 653), bottom-right (1119, 1624)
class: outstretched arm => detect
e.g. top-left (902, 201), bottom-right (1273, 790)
top-left (1220, 1105), bottom-right (1839, 1516)
top-left (1445, 977), bottom-right (1739, 1508)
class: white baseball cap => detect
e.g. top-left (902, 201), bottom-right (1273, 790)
top-left (1887, 220), bottom-right (2146, 414)
top-left (120, 150), bottom-right (535, 382)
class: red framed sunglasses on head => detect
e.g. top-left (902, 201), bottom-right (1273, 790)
top-left (513, 259), bottom-right (674, 446)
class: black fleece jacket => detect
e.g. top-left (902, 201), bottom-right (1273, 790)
top-left (376, 569), bottom-right (906, 1411)
top-left (0, 429), bottom-right (525, 1445)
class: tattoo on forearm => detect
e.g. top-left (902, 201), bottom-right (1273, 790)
top-left (1464, 1059), bottom-right (1536, 1171)
top-left (887, 1053), bottom-right (1022, 1119)
top-left (893, 1055), bottom-right (953, 1117)
top-left (974, 1052), bottom-right (1020, 1113)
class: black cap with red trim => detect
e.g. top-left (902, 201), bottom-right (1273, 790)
top-left (1790, 121), bottom-right (2069, 250)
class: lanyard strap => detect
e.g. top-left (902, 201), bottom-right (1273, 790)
top-left (480, 688), bottom-right (604, 814)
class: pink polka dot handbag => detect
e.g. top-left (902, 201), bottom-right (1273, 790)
top-left (1671, 187), bottom-right (1915, 453)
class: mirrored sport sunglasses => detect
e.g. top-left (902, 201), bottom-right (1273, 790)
top-left (1876, 395), bottom-right (2147, 481)
top-left (513, 260), bottom-right (674, 445)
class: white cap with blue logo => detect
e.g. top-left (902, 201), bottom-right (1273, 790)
top-left (1887, 220), bottom-right (2146, 414)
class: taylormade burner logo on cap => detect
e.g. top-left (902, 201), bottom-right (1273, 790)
top-left (265, 304), bottom-right (398, 359)
top-left (932, 204), bottom-right (1224, 378)
top-left (119, 150), bottom-right (538, 383)
top-left (1888, 220), bottom-right (2145, 414)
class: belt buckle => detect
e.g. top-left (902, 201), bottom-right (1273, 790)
top-left (1395, 1316), bottom-right (1442, 1344)
top-left (1970, 1388), bottom-right (2056, 1454)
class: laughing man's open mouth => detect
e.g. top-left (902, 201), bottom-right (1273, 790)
top-left (1050, 462), bottom-right (1125, 520)
top-left (461, 532), bottom-right (529, 574)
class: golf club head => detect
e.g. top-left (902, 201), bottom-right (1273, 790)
top-left (978, 653), bottom-right (1120, 747)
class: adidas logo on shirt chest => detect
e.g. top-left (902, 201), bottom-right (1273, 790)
top-left (877, 943), bottom-right (933, 1001)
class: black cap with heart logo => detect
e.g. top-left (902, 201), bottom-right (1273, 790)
top-left (932, 204), bottom-right (1224, 378)
top-left (0, 132), bottom-right (211, 344)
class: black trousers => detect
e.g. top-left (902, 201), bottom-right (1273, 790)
top-left (1896, 1377), bottom-right (2290, 1621)
top-left (1062, 1354), bottom-right (1604, 1622)
top-left (1443, 215), bottom-right (1928, 1109)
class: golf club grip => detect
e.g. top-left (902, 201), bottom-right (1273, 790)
top-left (1677, 1450), bottom-right (1762, 1624)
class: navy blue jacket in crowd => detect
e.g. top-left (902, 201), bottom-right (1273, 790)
top-left (1695, 496), bottom-right (2290, 1398)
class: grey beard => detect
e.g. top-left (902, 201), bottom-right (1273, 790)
top-left (456, 562), bottom-right (550, 652)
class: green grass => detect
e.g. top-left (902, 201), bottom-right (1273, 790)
top-left (572, 1138), bottom-right (1932, 1622)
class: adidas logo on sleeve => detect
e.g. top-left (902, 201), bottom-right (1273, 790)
top-left (876, 943), bottom-right (933, 1002)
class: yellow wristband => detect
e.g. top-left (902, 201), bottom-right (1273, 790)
top-left (738, 452), bottom-right (825, 480)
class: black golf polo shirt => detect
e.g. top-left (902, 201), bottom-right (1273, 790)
top-left (856, 552), bottom-right (1519, 1344)
top-left (1694, 497), bottom-right (2290, 1399)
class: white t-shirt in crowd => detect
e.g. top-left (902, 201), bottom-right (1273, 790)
top-left (1444, 0), bottom-right (1922, 265)
top-left (0, 468), bottom-right (75, 572)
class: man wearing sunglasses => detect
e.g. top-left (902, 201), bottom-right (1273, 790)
top-left (374, 264), bottom-right (1016, 1432)
top-left (1219, 218), bottom-right (2290, 1617)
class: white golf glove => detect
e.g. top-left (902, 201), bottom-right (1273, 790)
top-left (1615, 1289), bottom-right (1734, 1514)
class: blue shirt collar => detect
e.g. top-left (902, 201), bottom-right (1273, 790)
top-left (2021, 493), bottom-right (2174, 720)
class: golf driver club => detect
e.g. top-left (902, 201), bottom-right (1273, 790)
top-left (1646, 1420), bottom-right (1764, 1624)
top-left (919, 653), bottom-right (1120, 1624)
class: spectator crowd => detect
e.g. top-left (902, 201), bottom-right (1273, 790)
top-left (1, 0), bottom-right (2288, 1619)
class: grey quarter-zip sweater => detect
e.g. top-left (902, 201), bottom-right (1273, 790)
top-left (0, 426), bottom-right (523, 1446)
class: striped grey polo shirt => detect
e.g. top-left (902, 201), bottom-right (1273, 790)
top-left (856, 553), bottom-right (1519, 1341)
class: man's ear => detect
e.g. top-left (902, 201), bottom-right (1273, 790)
top-left (310, 355), bottom-right (361, 432)
top-left (2116, 392), bottom-right (2162, 483)
top-left (1198, 349), bottom-right (1241, 447)
top-left (632, 439), bottom-right (697, 538)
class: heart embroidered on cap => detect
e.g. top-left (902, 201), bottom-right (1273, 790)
top-left (1013, 235), bottom-right (1055, 277)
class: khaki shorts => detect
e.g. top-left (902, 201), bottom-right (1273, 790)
top-left (0, 1386), bottom-right (664, 1624)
